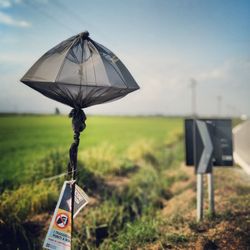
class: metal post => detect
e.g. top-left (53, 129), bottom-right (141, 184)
top-left (197, 173), bottom-right (203, 222)
top-left (207, 173), bottom-right (215, 216)
top-left (68, 108), bottom-right (86, 247)
top-left (193, 118), bottom-right (202, 222)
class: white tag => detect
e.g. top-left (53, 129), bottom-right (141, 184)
top-left (74, 184), bottom-right (89, 218)
top-left (43, 181), bottom-right (89, 250)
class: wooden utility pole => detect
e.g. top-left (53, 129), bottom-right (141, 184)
top-left (190, 78), bottom-right (197, 117)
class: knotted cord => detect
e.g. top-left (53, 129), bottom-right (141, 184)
top-left (67, 108), bottom-right (86, 233)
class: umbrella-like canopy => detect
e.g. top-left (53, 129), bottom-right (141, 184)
top-left (21, 31), bottom-right (139, 109)
top-left (20, 33), bottom-right (140, 236)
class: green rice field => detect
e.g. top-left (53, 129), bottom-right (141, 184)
top-left (0, 115), bottom-right (182, 185)
top-left (0, 115), bottom-right (249, 250)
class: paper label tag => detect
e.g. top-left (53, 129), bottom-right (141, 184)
top-left (74, 184), bottom-right (89, 218)
top-left (43, 181), bottom-right (89, 250)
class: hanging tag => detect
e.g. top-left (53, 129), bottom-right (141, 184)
top-left (43, 181), bottom-right (89, 250)
top-left (74, 183), bottom-right (89, 218)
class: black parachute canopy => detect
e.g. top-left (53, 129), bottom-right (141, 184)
top-left (21, 31), bottom-right (140, 109)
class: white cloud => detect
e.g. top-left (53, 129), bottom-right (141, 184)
top-left (0, 0), bottom-right (22, 9)
top-left (197, 59), bottom-right (250, 86)
top-left (193, 59), bottom-right (250, 116)
top-left (0, 11), bottom-right (31, 27)
top-left (90, 53), bottom-right (250, 116)
top-left (0, 0), bottom-right (12, 8)
top-left (36, 0), bottom-right (49, 4)
top-left (87, 52), bottom-right (194, 115)
top-left (0, 52), bottom-right (36, 65)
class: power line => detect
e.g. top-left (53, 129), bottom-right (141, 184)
top-left (51, 0), bottom-right (123, 51)
top-left (52, 0), bottom-right (90, 29)
top-left (23, 0), bottom-right (75, 33)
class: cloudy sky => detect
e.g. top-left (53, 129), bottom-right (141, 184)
top-left (0, 0), bottom-right (249, 116)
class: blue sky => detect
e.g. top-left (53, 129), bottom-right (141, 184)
top-left (0, 0), bottom-right (249, 116)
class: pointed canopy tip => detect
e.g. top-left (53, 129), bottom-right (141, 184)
top-left (79, 31), bottom-right (89, 39)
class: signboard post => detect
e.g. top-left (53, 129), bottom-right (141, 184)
top-left (207, 173), bottom-right (215, 215)
top-left (195, 119), bottom-right (214, 221)
top-left (185, 119), bottom-right (233, 221)
top-left (197, 173), bottom-right (203, 222)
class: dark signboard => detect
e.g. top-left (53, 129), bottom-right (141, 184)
top-left (185, 119), bottom-right (233, 173)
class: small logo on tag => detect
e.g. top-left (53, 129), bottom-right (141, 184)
top-left (55, 213), bottom-right (69, 229)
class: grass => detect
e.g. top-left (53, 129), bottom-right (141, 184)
top-left (0, 115), bottom-right (249, 250)
top-left (101, 218), bottom-right (159, 250)
top-left (0, 181), bottom-right (58, 222)
top-left (0, 115), bottom-right (182, 186)
top-left (71, 137), bottom-right (184, 249)
top-left (0, 115), bottom-right (184, 249)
